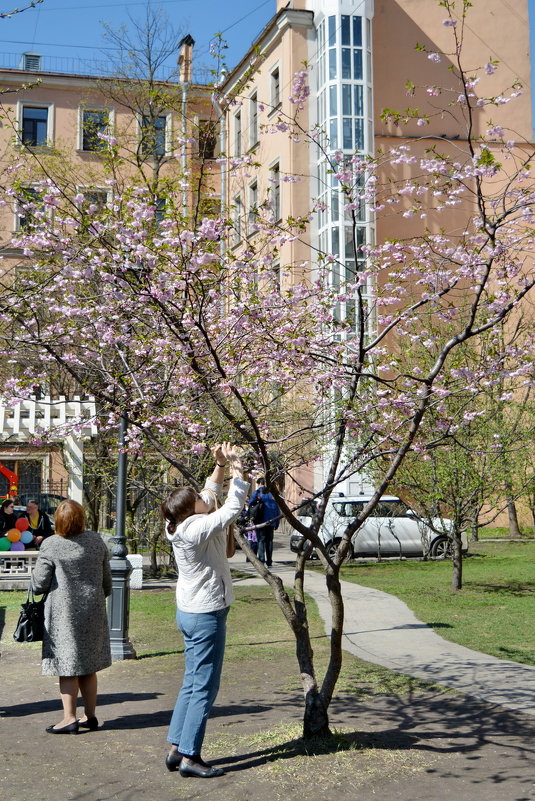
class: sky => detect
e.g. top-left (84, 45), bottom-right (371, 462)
top-left (0, 0), bottom-right (276, 78)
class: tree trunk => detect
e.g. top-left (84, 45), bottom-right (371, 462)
top-left (451, 531), bottom-right (463, 591)
top-left (506, 496), bottom-right (521, 537)
top-left (302, 686), bottom-right (331, 739)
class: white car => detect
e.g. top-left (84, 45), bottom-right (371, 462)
top-left (289, 494), bottom-right (468, 559)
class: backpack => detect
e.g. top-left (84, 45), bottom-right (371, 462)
top-left (247, 494), bottom-right (264, 524)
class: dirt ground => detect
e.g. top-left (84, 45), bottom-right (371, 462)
top-left (1, 630), bottom-right (535, 801)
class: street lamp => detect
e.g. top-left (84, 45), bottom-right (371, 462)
top-left (107, 410), bottom-right (137, 660)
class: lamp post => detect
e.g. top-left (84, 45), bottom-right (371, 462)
top-left (107, 411), bottom-right (137, 661)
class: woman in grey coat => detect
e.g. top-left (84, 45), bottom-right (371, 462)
top-left (31, 499), bottom-right (112, 734)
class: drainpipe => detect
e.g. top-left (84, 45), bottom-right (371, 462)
top-left (211, 88), bottom-right (227, 260)
top-left (178, 35), bottom-right (195, 217)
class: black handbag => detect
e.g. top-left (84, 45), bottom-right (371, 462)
top-left (13, 585), bottom-right (47, 643)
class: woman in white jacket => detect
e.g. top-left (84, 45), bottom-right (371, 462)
top-left (161, 443), bottom-right (249, 779)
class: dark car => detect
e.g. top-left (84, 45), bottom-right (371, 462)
top-left (17, 492), bottom-right (67, 522)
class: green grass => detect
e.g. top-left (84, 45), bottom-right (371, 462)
top-left (336, 541), bottom-right (535, 665)
top-left (479, 525), bottom-right (534, 539)
top-left (0, 583), bottom-right (435, 700)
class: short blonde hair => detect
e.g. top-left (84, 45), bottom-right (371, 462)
top-left (54, 500), bottom-right (85, 537)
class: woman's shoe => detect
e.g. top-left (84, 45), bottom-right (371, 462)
top-left (179, 760), bottom-right (224, 778)
top-left (78, 716), bottom-right (99, 731)
top-left (45, 721), bottom-right (79, 735)
top-left (165, 752), bottom-right (182, 772)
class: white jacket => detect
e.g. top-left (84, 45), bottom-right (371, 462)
top-left (166, 477), bottom-right (249, 614)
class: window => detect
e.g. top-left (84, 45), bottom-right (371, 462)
top-left (199, 196), bottom-right (221, 218)
top-left (81, 109), bottom-right (109, 152)
top-left (248, 181), bottom-right (258, 228)
top-left (83, 190), bottom-right (109, 210)
top-left (21, 105), bottom-right (49, 147)
top-left (249, 92), bottom-right (258, 148)
top-left (234, 111), bottom-right (242, 157)
top-left (272, 261), bottom-right (281, 293)
top-left (232, 196), bottom-right (242, 245)
top-left (198, 119), bottom-right (217, 160)
top-left (333, 501), bottom-right (364, 517)
top-left (16, 186), bottom-right (42, 231)
top-left (270, 163), bottom-right (280, 221)
top-left (140, 114), bottom-right (168, 157)
top-left (270, 67), bottom-right (280, 109)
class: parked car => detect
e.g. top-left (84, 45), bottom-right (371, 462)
top-left (289, 494), bottom-right (468, 559)
top-left (16, 493), bottom-right (67, 523)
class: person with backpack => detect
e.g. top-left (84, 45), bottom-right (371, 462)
top-left (247, 478), bottom-right (280, 568)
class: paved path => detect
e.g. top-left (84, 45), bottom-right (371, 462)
top-left (231, 549), bottom-right (535, 718)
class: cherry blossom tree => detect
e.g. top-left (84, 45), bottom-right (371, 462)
top-left (0, 0), bottom-right (534, 738)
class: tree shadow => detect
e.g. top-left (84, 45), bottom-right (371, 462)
top-left (467, 581), bottom-right (535, 596)
top-left (212, 692), bottom-right (535, 781)
top-left (136, 648), bottom-right (183, 659)
top-left (1, 691), bottom-right (164, 719)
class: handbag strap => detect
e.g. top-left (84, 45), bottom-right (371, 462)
top-left (28, 583), bottom-right (47, 603)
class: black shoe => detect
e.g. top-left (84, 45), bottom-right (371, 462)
top-left (78, 716), bottom-right (99, 731)
top-left (165, 752), bottom-right (182, 772)
top-left (179, 760), bottom-right (224, 778)
top-left (45, 721), bottom-right (79, 735)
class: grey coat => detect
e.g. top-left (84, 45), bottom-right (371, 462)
top-left (31, 530), bottom-right (112, 676)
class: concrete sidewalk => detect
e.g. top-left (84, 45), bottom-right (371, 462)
top-left (231, 551), bottom-right (535, 718)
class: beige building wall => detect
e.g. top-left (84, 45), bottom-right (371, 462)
top-left (0, 68), bottom-right (217, 252)
top-left (222, 0), bottom-right (534, 520)
top-left (221, 6), bottom-right (315, 281)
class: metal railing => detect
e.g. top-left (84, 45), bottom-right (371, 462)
top-left (0, 52), bottom-right (214, 85)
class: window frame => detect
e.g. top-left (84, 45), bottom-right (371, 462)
top-left (269, 161), bottom-right (281, 222)
top-left (234, 110), bottom-right (242, 157)
top-left (79, 106), bottom-right (114, 152)
top-left (269, 65), bottom-right (281, 113)
top-left (138, 111), bottom-right (172, 158)
top-left (232, 195), bottom-right (243, 246)
top-left (18, 101), bottom-right (54, 148)
top-left (14, 184), bottom-right (45, 232)
top-left (249, 90), bottom-right (258, 149)
top-left (197, 117), bottom-right (218, 160)
top-left (248, 179), bottom-right (258, 231)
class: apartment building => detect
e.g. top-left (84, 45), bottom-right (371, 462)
top-left (0, 39), bottom-right (218, 502)
top-left (220, 0), bottom-right (534, 500)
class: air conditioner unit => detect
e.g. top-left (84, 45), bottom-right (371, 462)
top-left (20, 52), bottom-right (42, 71)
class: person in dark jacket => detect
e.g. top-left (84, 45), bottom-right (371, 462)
top-left (247, 478), bottom-right (280, 568)
top-left (0, 498), bottom-right (17, 534)
top-left (23, 499), bottom-right (53, 548)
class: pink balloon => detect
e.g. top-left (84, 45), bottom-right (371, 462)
top-left (15, 517), bottom-right (29, 532)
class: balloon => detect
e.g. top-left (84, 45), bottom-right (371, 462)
top-left (10, 540), bottom-right (25, 551)
top-left (15, 517), bottom-right (29, 532)
top-left (0, 536), bottom-right (10, 551)
top-left (20, 530), bottom-right (34, 545)
top-left (7, 528), bottom-right (21, 542)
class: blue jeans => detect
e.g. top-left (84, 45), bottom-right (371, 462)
top-left (257, 526), bottom-right (274, 566)
top-left (167, 606), bottom-right (229, 756)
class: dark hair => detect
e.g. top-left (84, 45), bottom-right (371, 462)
top-left (1, 498), bottom-right (14, 511)
top-left (55, 499), bottom-right (85, 537)
top-left (161, 487), bottom-right (197, 534)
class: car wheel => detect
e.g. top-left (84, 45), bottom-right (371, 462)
top-left (326, 538), bottom-right (353, 561)
top-left (430, 536), bottom-right (452, 559)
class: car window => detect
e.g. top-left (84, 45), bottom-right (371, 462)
top-left (332, 502), bottom-right (364, 518)
top-left (297, 500), bottom-right (317, 518)
top-left (375, 500), bottom-right (409, 518)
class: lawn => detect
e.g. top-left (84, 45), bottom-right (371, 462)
top-left (336, 541), bottom-right (535, 666)
top-left (0, 583), bottom-right (435, 700)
